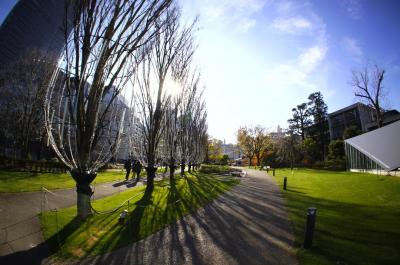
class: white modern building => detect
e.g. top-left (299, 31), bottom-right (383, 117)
top-left (344, 120), bottom-right (400, 175)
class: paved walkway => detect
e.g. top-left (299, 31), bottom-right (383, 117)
top-left (0, 174), bottom-right (163, 263)
top-left (60, 169), bottom-right (298, 265)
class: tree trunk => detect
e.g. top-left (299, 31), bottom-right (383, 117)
top-left (376, 109), bottom-right (383, 128)
top-left (169, 165), bottom-right (175, 182)
top-left (145, 167), bottom-right (157, 193)
top-left (70, 170), bottom-right (97, 219)
top-left (180, 164), bottom-right (185, 176)
top-left (188, 164), bottom-right (192, 173)
top-left (136, 170), bottom-right (140, 182)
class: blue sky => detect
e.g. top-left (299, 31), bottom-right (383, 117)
top-left (180, 0), bottom-right (400, 143)
top-left (2, 0), bottom-right (400, 143)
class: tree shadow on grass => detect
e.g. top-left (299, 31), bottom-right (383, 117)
top-left (78, 177), bottom-right (191, 265)
top-left (16, 174), bottom-right (246, 265)
top-left (0, 216), bottom-right (84, 265)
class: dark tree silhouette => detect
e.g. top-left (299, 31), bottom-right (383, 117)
top-left (288, 103), bottom-right (312, 141)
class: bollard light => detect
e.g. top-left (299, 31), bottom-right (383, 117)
top-left (119, 209), bottom-right (128, 225)
top-left (304, 207), bottom-right (317, 249)
top-left (283, 176), bottom-right (287, 190)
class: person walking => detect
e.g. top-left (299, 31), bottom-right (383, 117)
top-left (133, 160), bottom-right (142, 181)
top-left (124, 159), bottom-right (132, 180)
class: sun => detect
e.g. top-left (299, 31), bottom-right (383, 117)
top-left (164, 77), bottom-right (182, 97)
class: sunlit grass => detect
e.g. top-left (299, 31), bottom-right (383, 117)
top-left (41, 173), bottom-right (239, 261)
top-left (274, 168), bottom-right (400, 265)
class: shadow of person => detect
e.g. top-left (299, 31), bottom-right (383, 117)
top-left (126, 178), bottom-right (139, 188)
top-left (112, 180), bottom-right (128, 187)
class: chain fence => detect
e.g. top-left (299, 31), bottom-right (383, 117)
top-left (0, 173), bottom-right (238, 254)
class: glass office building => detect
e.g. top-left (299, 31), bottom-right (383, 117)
top-left (0, 0), bottom-right (71, 66)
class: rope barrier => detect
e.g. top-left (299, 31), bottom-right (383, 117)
top-left (90, 191), bottom-right (145, 215)
top-left (39, 172), bottom-right (234, 217)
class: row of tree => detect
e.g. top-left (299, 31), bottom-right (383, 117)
top-left (0, 0), bottom-right (207, 219)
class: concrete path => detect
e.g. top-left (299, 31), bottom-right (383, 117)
top-left (0, 174), bottom-right (164, 263)
top-left (60, 169), bottom-right (298, 265)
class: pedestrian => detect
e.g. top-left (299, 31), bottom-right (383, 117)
top-left (124, 159), bottom-right (131, 180)
top-left (134, 160), bottom-right (142, 181)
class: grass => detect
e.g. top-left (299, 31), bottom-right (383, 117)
top-left (0, 169), bottom-right (135, 193)
top-left (273, 168), bottom-right (400, 265)
top-left (41, 172), bottom-right (239, 261)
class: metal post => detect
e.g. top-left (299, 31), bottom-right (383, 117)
top-left (304, 207), bottom-right (317, 249)
top-left (283, 176), bottom-right (287, 190)
top-left (41, 187), bottom-right (44, 215)
top-left (55, 209), bottom-right (61, 248)
top-left (127, 201), bottom-right (131, 236)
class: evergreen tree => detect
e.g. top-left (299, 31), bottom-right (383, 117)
top-left (287, 103), bottom-right (312, 141)
top-left (307, 92), bottom-right (329, 160)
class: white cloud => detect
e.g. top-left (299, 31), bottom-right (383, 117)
top-left (340, 0), bottom-right (363, 20)
top-left (268, 0), bottom-right (329, 89)
top-left (238, 18), bottom-right (257, 32)
top-left (275, 0), bottom-right (295, 14)
top-left (299, 45), bottom-right (328, 72)
top-left (265, 44), bottom-right (328, 93)
top-left (182, 0), bottom-right (266, 32)
top-left (270, 1), bottom-right (327, 44)
top-left (272, 17), bottom-right (312, 34)
top-left (341, 36), bottom-right (363, 61)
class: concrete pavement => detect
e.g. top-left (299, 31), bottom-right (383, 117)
top-left (59, 168), bottom-right (298, 265)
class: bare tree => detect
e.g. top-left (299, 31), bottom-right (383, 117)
top-left (44, 0), bottom-right (172, 219)
top-left (176, 72), bottom-right (202, 174)
top-left (161, 95), bottom-right (181, 181)
top-left (161, 76), bottom-right (206, 179)
top-left (131, 5), bottom-right (195, 192)
top-left (0, 49), bottom-right (57, 159)
top-left (187, 88), bottom-right (207, 171)
top-left (351, 64), bottom-right (386, 128)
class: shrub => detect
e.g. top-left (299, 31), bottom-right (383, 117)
top-left (312, 159), bottom-right (346, 171)
top-left (199, 164), bottom-right (239, 174)
top-left (328, 140), bottom-right (345, 160)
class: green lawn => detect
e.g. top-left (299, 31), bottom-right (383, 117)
top-left (41, 173), bottom-right (239, 261)
top-left (273, 168), bottom-right (400, 265)
top-left (0, 170), bottom-right (127, 192)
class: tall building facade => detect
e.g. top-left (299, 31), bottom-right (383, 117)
top-left (0, 0), bottom-right (71, 67)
